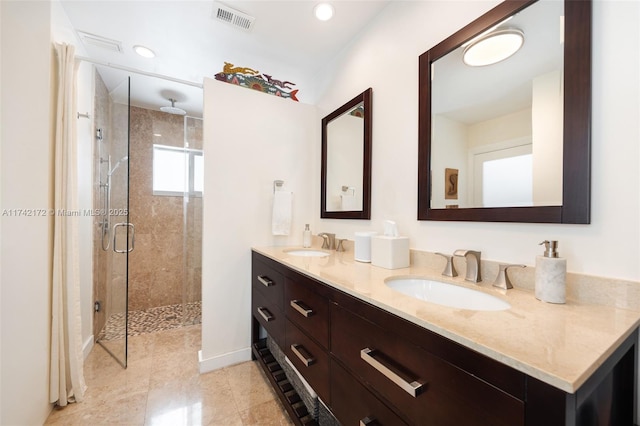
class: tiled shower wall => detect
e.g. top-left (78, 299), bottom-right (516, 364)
top-left (128, 106), bottom-right (202, 311)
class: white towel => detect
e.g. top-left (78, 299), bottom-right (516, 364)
top-left (341, 193), bottom-right (358, 211)
top-left (272, 191), bottom-right (292, 235)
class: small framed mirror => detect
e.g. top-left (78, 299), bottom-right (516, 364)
top-left (321, 88), bottom-right (372, 219)
top-left (418, 0), bottom-right (591, 223)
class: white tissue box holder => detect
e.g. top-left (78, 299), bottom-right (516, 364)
top-left (371, 236), bottom-right (410, 269)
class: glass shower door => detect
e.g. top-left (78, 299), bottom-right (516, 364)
top-left (96, 76), bottom-right (132, 368)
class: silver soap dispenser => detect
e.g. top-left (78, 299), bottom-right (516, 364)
top-left (534, 240), bottom-right (567, 304)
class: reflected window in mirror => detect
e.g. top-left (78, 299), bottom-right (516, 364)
top-left (418, 0), bottom-right (591, 223)
top-left (321, 88), bottom-right (372, 219)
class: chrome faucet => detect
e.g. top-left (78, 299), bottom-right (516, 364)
top-left (493, 264), bottom-right (526, 290)
top-left (435, 252), bottom-right (458, 277)
top-left (453, 250), bottom-right (482, 283)
top-left (318, 232), bottom-right (336, 250)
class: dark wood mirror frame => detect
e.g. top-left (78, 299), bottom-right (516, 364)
top-left (418, 0), bottom-right (591, 223)
top-left (321, 88), bottom-right (372, 219)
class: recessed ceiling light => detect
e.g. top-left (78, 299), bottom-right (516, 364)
top-left (463, 29), bottom-right (524, 67)
top-left (133, 45), bottom-right (155, 58)
top-left (314, 3), bottom-right (334, 21)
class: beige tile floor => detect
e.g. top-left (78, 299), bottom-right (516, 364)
top-left (45, 325), bottom-right (294, 426)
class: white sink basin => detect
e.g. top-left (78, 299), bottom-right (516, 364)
top-left (385, 277), bottom-right (510, 311)
top-left (284, 249), bottom-right (330, 257)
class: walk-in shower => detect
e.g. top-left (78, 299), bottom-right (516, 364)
top-left (92, 68), bottom-right (203, 368)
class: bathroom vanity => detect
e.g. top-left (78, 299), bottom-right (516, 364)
top-left (251, 248), bottom-right (639, 426)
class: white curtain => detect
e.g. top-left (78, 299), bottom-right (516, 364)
top-left (49, 43), bottom-right (87, 406)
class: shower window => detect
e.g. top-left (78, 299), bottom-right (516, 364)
top-left (153, 144), bottom-right (203, 197)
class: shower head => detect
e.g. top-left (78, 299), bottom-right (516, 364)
top-left (108, 156), bottom-right (129, 176)
top-left (160, 98), bottom-right (186, 115)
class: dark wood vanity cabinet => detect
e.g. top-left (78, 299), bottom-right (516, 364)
top-left (283, 271), bottom-right (332, 402)
top-left (251, 252), bottom-right (638, 426)
top-left (285, 318), bottom-right (331, 401)
top-left (252, 256), bottom-right (285, 347)
top-left (285, 275), bottom-right (331, 349)
top-left (331, 301), bottom-right (524, 425)
top-left (331, 359), bottom-right (408, 426)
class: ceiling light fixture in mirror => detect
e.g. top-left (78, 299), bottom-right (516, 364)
top-left (462, 28), bottom-right (524, 66)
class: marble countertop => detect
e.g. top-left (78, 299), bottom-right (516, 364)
top-left (252, 246), bottom-right (640, 393)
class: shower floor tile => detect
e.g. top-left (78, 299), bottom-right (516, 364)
top-left (45, 324), bottom-right (294, 426)
top-left (97, 301), bottom-right (202, 341)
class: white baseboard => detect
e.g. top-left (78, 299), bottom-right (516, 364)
top-left (82, 335), bottom-right (94, 360)
top-left (198, 347), bottom-right (252, 373)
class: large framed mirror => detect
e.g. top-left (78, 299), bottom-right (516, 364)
top-left (418, 0), bottom-right (591, 223)
top-left (321, 88), bottom-right (372, 219)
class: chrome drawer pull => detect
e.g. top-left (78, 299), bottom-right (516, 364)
top-left (257, 275), bottom-right (274, 287)
top-left (257, 307), bottom-right (274, 322)
top-left (291, 344), bottom-right (316, 367)
top-left (360, 348), bottom-right (426, 397)
top-left (359, 416), bottom-right (377, 426)
top-left (290, 300), bottom-right (314, 317)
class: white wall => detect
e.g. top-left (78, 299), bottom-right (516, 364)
top-left (200, 78), bottom-right (316, 371)
top-left (314, 1), bottom-right (499, 242)
top-left (467, 108), bottom-right (531, 149)
top-left (431, 115), bottom-right (467, 208)
top-left (532, 70), bottom-right (563, 205)
top-left (0, 2), bottom-right (95, 423)
top-left (0, 1), bottom-right (54, 424)
top-left (313, 0), bottom-right (640, 282)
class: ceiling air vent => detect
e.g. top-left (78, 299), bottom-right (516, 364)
top-left (212, 3), bottom-right (255, 32)
top-left (77, 30), bottom-right (123, 53)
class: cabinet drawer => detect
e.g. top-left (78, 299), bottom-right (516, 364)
top-left (285, 277), bottom-right (329, 349)
top-left (252, 287), bottom-right (284, 347)
top-left (252, 258), bottom-right (284, 311)
top-left (331, 359), bottom-right (408, 426)
top-left (331, 304), bottom-right (524, 426)
top-left (285, 319), bottom-right (330, 402)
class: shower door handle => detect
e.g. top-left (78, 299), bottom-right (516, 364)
top-left (113, 222), bottom-right (135, 253)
